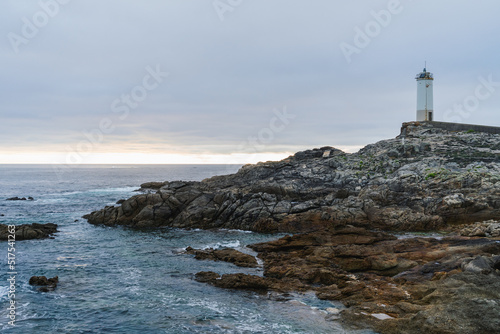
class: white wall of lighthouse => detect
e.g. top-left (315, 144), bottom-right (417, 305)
top-left (415, 68), bottom-right (434, 121)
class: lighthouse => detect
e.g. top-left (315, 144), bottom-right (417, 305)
top-left (415, 67), bottom-right (434, 121)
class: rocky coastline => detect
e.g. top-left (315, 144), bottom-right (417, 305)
top-left (193, 225), bottom-right (499, 334)
top-left (84, 122), bottom-right (500, 333)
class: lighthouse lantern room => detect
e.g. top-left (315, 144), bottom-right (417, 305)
top-left (415, 67), bottom-right (434, 121)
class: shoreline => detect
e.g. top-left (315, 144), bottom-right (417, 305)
top-left (83, 122), bottom-right (500, 333)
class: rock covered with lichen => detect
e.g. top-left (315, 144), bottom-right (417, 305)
top-left (84, 122), bottom-right (500, 233)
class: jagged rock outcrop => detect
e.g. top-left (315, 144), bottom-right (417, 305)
top-left (84, 122), bottom-right (500, 232)
top-left (0, 223), bottom-right (58, 240)
top-left (195, 271), bottom-right (308, 292)
top-left (185, 247), bottom-right (258, 268)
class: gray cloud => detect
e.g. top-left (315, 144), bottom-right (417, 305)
top-left (1, 0), bottom-right (500, 162)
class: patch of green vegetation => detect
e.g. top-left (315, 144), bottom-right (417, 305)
top-left (425, 168), bottom-right (454, 181)
top-left (465, 129), bottom-right (475, 133)
top-left (426, 172), bottom-right (438, 179)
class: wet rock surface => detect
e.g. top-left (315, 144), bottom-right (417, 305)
top-left (6, 196), bottom-right (34, 201)
top-left (29, 276), bottom-right (59, 292)
top-left (198, 227), bottom-right (500, 334)
top-left (0, 223), bottom-right (58, 240)
top-left (185, 247), bottom-right (258, 268)
top-left (194, 271), bottom-right (308, 292)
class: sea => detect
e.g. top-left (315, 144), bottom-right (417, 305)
top-left (0, 164), bottom-right (375, 334)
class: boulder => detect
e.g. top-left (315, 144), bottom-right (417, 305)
top-left (29, 276), bottom-right (58, 292)
top-left (0, 223), bottom-right (58, 240)
top-left (462, 255), bottom-right (499, 275)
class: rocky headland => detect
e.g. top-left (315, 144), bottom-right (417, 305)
top-left (84, 122), bottom-right (500, 333)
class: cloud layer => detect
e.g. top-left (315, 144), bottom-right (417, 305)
top-left (1, 0), bottom-right (500, 163)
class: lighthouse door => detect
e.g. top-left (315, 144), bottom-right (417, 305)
top-left (428, 112), bottom-right (433, 121)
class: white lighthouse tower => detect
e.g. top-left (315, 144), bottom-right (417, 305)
top-left (415, 66), bottom-right (434, 121)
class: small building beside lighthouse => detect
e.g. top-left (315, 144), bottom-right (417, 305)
top-left (415, 67), bottom-right (434, 121)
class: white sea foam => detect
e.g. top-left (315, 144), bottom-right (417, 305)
top-left (219, 229), bottom-right (254, 234)
top-left (395, 232), bottom-right (443, 240)
top-left (0, 286), bottom-right (9, 300)
top-left (36, 186), bottom-right (138, 204)
top-left (202, 240), bottom-right (241, 250)
top-left (59, 186), bottom-right (138, 196)
top-left (372, 313), bottom-right (394, 320)
top-left (186, 298), bottom-right (224, 314)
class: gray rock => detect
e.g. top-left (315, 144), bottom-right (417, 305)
top-left (84, 122), bottom-right (500, 233)
top-left (0, 223), bottom-right (58, 241)
top-left (6, 197), bottom-right (27, 201)
top-left (462, 256), bottom-right (494, 274)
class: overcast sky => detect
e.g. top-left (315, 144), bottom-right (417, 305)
top-left (1, 0), bottom-right (500, 164)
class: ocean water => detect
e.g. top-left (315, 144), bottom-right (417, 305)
top-left (0, 165), bottom-right (374, 334)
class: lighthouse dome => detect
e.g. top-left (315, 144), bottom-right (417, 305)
top-left (415, 68), bottom-right (433, 80)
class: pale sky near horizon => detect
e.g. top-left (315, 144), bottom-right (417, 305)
top-left (1, 0), bottom-right (500, 164)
